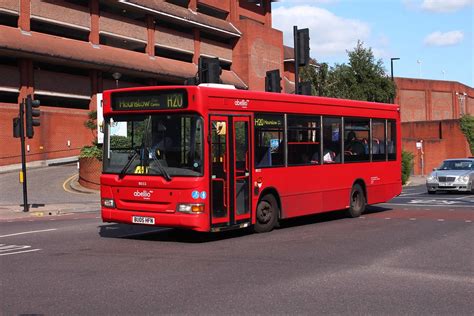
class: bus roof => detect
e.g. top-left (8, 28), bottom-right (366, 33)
top-left (103, 85), bottom-right (400, 115)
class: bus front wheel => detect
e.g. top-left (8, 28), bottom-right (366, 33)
top-left (347, 183), bottom-right (366, 218)
top-left (254, 194), bottom-right (278, 233)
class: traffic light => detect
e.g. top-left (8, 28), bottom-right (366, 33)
top-left (296, 28), bottom-right (310, 67)
top-left (13, 117), bottom-right (21, 138)
top-left (299, 81), bottom-right (312, 96)
top-left (25, 95), bottom-right (40, 139)
top-left (199, 57), bottom-right (222, 84)
top-left (265, 69), bottom-right (282, 93)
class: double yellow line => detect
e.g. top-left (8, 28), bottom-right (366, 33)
top-left (62, 174), bottom-right (80, 194)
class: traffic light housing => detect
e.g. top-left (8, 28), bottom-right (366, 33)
top-left (198, 57), bottom-right (222, 84)
top-left (25, 95), bottom-right (40, 139)
top-left (299, 81), bottom-right (312, 96)
top-left (265, 69), bottom-right (282, 93)
top-left (13, 117), bottom-right (21, 138)
top-left (297, 28), bottom-right (310, 67)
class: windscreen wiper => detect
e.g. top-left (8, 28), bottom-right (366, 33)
top-left (151, 155), bottom-right (172, 182)
top-left (118, 151), bottom-right (138, 179)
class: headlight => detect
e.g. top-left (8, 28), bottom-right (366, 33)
top-left (458, 176), bottom-right (469, 183)
top-left (102, 198), bottom-right (115, 208)
top-left (427, 175), bottom-right (437, 182)
top-left (177, 203), bottom-right (204, 214)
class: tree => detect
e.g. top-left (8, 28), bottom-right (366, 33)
top-left (300, 41), bottom-right (396, 103)
top-left (299, 59), bottom-right (329, 96)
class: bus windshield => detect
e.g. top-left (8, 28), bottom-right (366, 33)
top-left (103, 114), bottom-right (204, 177)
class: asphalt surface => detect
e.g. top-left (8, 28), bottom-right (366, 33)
top-left (1, 166), bottom-right (473, 315)
top-left (1, 207), bottom-right (473, 315)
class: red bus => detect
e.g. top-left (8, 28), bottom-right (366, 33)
top-left (101, 85), bottom-right (401, 232)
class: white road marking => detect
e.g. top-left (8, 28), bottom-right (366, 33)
top-left (0, 248), bottom-right (41, 256)
top-left (399, 192), bottom-right (427, 197)
top-left (0, 245), bottom-right (31, 252)
top-left (382, 202), bottom-right (474, 208)
top-left (0, 228), bottom-right (57, 238)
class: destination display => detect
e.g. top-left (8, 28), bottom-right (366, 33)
top-left (111, 90), bottom-right (187, 111)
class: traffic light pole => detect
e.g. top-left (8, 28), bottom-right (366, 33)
top-left (19, 98), bottom-right (29, 212)
top-left (293, 26), bottom-right (299, 95)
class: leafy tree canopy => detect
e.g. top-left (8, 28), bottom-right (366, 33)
top-left (300, 40), bottom-right (396, 103)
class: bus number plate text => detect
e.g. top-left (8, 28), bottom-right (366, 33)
top-left (132, 216), bottom-right (155, 225)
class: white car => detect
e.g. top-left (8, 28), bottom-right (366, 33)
top-left (426, 158), bottom-right (474, 194)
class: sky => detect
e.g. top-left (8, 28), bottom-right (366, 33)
top-left (271, 0), bottom-right (473, 87)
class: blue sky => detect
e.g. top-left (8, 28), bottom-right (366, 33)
top-left (271, 0), bottom-right (473, 87)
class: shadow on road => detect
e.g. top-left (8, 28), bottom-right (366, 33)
top-left (98, 223), bottom-right (252, 243)
top-left (98, 205), bottom-right (393, 243)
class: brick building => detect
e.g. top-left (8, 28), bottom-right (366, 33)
top-left (0, 0), bottom-right (285, 167)
top-left (1, 1), bottom-right (473, 175)
top-left (395, 78), bottom-right (474, 175)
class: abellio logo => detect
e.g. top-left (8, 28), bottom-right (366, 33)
top-left (234, 99), bottom-right (249, 108)
top-left (133, 190), bottom-right (153, 199)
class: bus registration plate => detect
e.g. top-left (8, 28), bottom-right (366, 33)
top-left (132, 216), bottom-right (155, 225)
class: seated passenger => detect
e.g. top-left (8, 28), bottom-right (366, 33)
top-left (323, 149), bottom-right (336, 163)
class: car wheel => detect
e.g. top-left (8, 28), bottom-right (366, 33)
top-left (427, 190), bottom-right (436, 195)
top-left (346, 183), bottom-right (366, 218)
top-left (254, 194), bottom-right (279, 233)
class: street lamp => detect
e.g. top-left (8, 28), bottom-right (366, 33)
top-left (112, 72), bottom-right (122, 88)
top-left (390, 57), bottom-right (400, 81)
top-left (416, 59), bottom-right (422, 78)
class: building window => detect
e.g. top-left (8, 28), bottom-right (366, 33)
top-left (0, 12), bottom-right (18, 28)
top-left (30, 20), bottom-right (89, 42)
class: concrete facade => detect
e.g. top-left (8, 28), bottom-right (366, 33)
top-left (395, 78), bottom-right (474, 175)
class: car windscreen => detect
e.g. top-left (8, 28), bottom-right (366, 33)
top-left (438, 160), bottom-right (474, 170)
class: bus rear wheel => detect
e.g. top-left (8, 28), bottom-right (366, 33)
top-left (347, 183), bottom-right (366, 218)
top-left (254, 194), bottom-right (278, 233)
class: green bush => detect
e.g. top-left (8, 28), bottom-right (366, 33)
top-left (402, 151), bottom-right (414, 185)
top-left (110, 135), bottom-right (131, 149)
top-left (79, 145), bottom-right (102, 160)
top-left (460, 114), bottom-right (474, 156)
top-left (80, 110), bottom-right (102, 160)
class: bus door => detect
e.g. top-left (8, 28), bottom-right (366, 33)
top-left (210, 116), bottom-right (251, 229)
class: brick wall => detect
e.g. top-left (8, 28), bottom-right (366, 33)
top-left (402, 120), bottom-right (471, 175)
top-left (0, 104), bottom-right (92, 166)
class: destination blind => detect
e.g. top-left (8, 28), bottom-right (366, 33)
top-left (111, 90), bottom-right (188, 111)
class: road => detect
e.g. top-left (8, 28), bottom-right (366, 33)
top-left (1, 186), bottom-right (473, 315)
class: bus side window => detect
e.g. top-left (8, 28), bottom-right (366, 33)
top-left (387, 120), bottom-right (396, 160)
top-left (254, 114), bottom-right (284, 168)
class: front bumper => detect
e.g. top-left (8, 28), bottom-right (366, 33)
top-left (426, 182), bottom-right (472, 192)
top-left (101, 208), bottom-right (210, 232)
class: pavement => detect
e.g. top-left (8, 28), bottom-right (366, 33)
top-left (0, 163), bottom-right (100, 221)
top-left (404, 175), bottom-right (427, 186)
